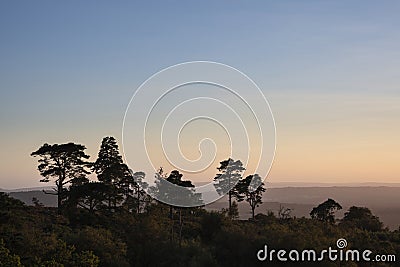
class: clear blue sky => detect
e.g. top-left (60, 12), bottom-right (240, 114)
top-left (1, 1), bottom-right (399, 188)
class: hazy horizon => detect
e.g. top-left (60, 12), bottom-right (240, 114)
top-left (3, 181), bottom-right (400, 191)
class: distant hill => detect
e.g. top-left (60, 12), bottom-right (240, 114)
top-left (209, 186), bottom-right (400, 230)
top-left (3, 186), bottom-right (400, 230)
top-left (193, 181), bottom-right (400, 188)
top-left (8, 190), bottom-right (57, 207)
top-left (266, 182), bottom-right (400, 188)
top-left (0, 186), bottom-right (54, 193)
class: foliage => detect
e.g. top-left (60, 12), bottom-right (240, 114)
top-left (0, 239), bottom-right (22, 267)
top-left (213, 158), bottom-right (245, 217)
top-left (67, 181), bottom-right (109, 212)
top-left (150, 169), bottom-right (203, 207)
top-left (278, 205), bottom-right (292, 220)
top-left (31, 142), bottom-right (91, 212)
top-left (66, 226), bottom-right (128, 267)
top-left (341, 206), bottom-right (384, 232)
top-left (93, 136), bottom-right (132, 209)
top-left (310, 198), bottom-right (342, 223)
top-left (236, 174), bottom-right (266, 219)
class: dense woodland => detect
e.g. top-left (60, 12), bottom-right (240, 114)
top-left (1, 137), bottom-right (399, 267)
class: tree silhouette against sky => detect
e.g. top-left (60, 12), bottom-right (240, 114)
top-left (31, 143), bottom-right (91, 213)
top-left (213, 158), bottom-right (245, 217)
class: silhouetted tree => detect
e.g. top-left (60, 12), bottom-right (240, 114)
top-left (229, 201), bottom-right (239, 219)
top-left (213, 158), bottom-right (245, 217)
top-left (278, 205), bottom-right (292, 221)
top-left (32, 197), bottom-right (44, 207)
top-left (67, 182), bottom-right (109, 213)
top-left (31, 143), bottom-right (91, 213)
top-left (237, 174), bottom-right (266, 220)
top-left (310, 198), bottom-right (342, 223)
top-left (166, 170), bottom-right (201, 202)
top-left (341, 206), bottom-right (383, 231)
top-left (151, 169), bottom-right (202, 244)
top-left (93, 137), bottom-right (131, 210)
top-left (122, 171), bottom-right (149, 214)
top-left (151, 169), bottom-right (203, 209)
top-left (166, 170), bottom-right (184, 220)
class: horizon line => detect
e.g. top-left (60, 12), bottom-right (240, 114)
top-left (2, 181), bottom-right (400, 192)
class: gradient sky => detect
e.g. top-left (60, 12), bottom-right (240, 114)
top-left (1, 1), bottom-right (399, 189)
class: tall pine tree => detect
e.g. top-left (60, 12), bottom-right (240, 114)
top-left (93, 136), bottom-right (131, 209)
top-left (213, 158), bottom-right (245, 218)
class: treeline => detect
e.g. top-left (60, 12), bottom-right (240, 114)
top-left (0, 137), bottom-right (399, 266)
top-left (29, 137), bottom-right (267, 219)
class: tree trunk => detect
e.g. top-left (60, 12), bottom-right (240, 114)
top-left (57, 184), bottom-right (63, 214)
top-left (179, 209), bottom-right (183, 248)
top-left (228, 191), bottom-right (232, 215)
top-left (57, 171), bottom-right (65, 215)
top-left (170, 206), bottom-right (174, 243)
top-left (137, 190), bottom-right (140, 214)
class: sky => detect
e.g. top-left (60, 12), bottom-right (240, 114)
top-left (0, 1), bottom-right (399, 189)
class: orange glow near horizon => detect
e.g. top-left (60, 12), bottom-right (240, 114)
top-left (1, 92), bottom-right (399, 189)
